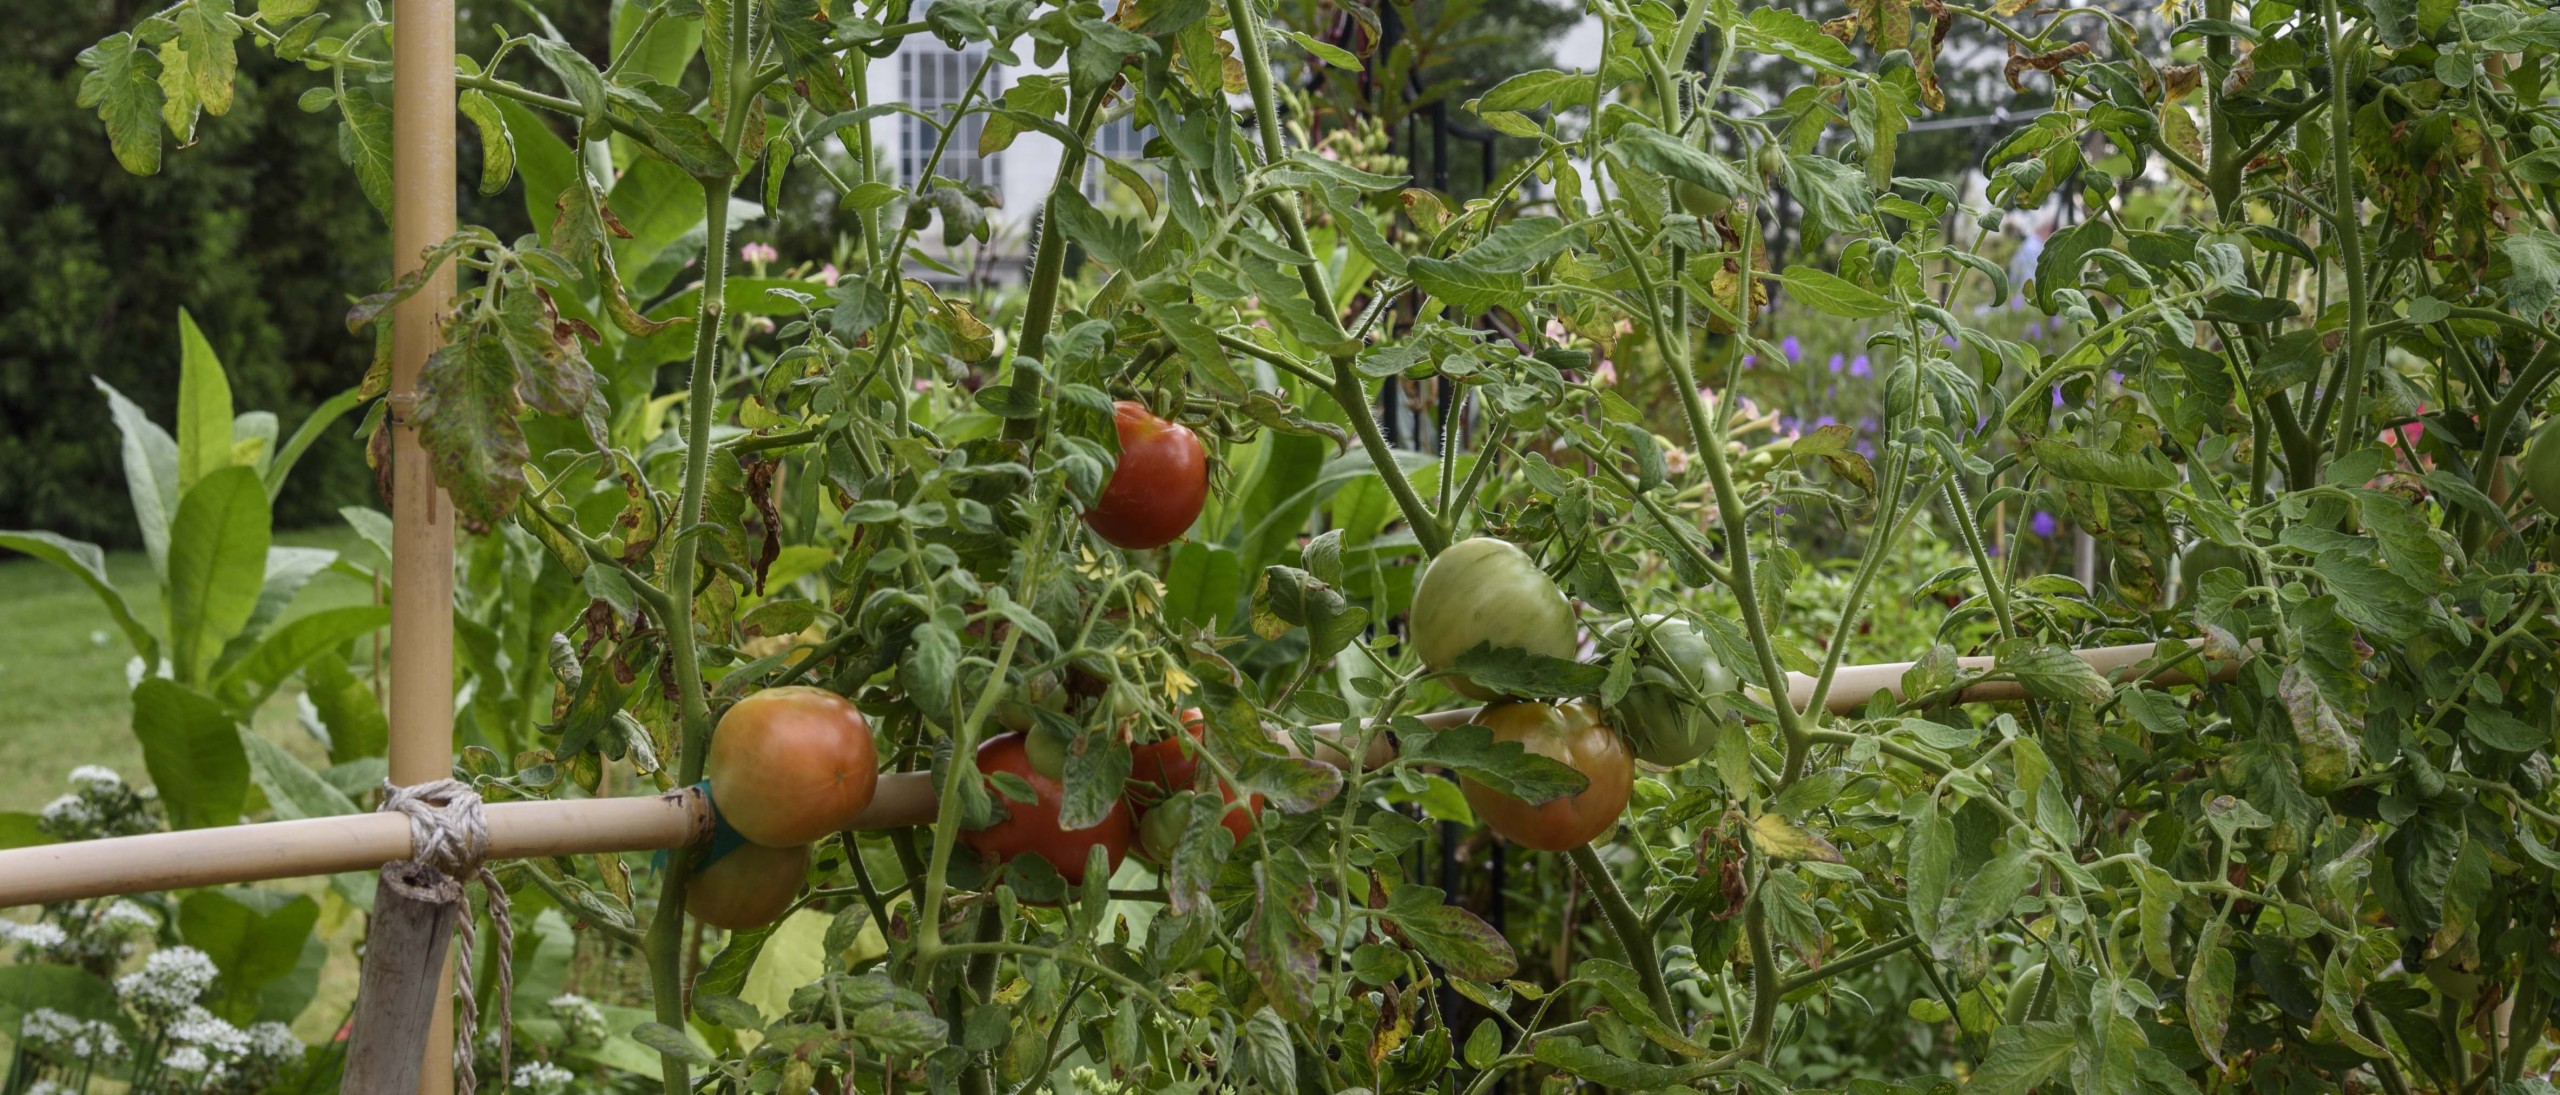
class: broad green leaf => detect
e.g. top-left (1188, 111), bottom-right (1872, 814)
top-left (1906, 795), bottom-right (1953, 948)
top-left (1609, 124), bottom-right (1750, 199)
top-left (1736, 6), bottom-right (1858, 68)
top-left (1947, 846), bottom-right (2034, 943)
top-left (1239, 1007), bottom-right (1296, 1092)
top-left (0, 531), bottom-right (158, 664)
top-left (76, 33), bottom-right (166, 175)
top-left (1395, 720), bottom-right (1587, 804)
top-left (215, 605), bottom-right (389, 712)
top-left (132, 678), bottom-right (249, 829)
top-left (1533, 1039), bottom-right (1689, 1089)
top-left (1997, 642), bottom-right (2114, 706)
top-left (174, 309), bottom-right (238, 493)
top-left (166, 466), bottom-right (272, 685)
top-left (2502, 228), bottom-right (2560, 320)
top-left (94, 378), bottom-right (182, 574)
top-left (1454, 216), bottom-right (1582, 274)
top-left (1474, 69), bottom-right (1592, 114)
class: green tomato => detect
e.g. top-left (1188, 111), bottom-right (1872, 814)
top-left (1023, 719), bottom-right (1072, 780)
top-left (995, 670), bottom-right (1068, 734)
top-left (1409, 538), bottom-right (1581, 701)
top-left (1601, 615), bottom-right (1735, 768)
top-left (1674, 180), bottom-right (1732, 219)
top-left (2525, 418), bottom-right (2560, 519)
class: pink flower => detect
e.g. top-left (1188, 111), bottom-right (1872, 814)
top-left (739, 242), bottom-right (779, 266)
top-left (1545, 319), bottom-right (1569, 343)
top-left (914, 378), bottom-right (933, 392)
top-left (1594, 359), bottom-right (1617, 385)
top-left (816, 263), bottom-right (841, 287)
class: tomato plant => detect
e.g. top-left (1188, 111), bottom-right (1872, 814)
top-left (52, 0), bottom-right (2560, 1089)
top-left (705, 686), bottom-right (879, 847)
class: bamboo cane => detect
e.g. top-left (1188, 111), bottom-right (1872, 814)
top-left (0, 641), bottom-right (2236, 908)
top-left (383, 0), bottom-right (457, 1088)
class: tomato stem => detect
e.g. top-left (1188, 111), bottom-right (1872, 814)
top-left (1565, 844), bottom-right (1679, 1034)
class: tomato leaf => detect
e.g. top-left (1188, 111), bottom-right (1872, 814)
top-left (1393, 719), bottom-right (1587, 805)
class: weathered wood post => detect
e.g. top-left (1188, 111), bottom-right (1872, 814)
top-left (351, 0), bottom-right (462, 1086)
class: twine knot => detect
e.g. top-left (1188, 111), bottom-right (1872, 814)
top-left (378, 779), bottom-right (513, 1092)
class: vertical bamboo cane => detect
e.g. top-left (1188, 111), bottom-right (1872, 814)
top-left (386, 0), bottom-right (458, 1089)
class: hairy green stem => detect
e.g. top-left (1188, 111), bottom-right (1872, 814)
top-left (1567, 845), bottom-right (1679, 1033)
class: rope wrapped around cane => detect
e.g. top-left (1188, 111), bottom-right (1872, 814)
top-left (377, 779), bottom-right (514, 1092)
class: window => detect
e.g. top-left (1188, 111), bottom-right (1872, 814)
top-left (899, 45), bottom-right (999, 189)
top-left (1083, 115), bottom-right (1154, 201)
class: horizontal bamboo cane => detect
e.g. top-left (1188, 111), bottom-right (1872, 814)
top-left (0, 641), bottom-right (2230, 908)
top-left (0, 791), bottom-right (712, 909)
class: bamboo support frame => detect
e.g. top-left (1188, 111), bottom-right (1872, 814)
top-left (0, 641), bottom-right (2236, 909)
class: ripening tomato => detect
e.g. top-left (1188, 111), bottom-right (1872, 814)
top-left (2524, 418), bottom-right (2560, 518)
top-left (707, 687), bottom-right (880, 847)
top-left (684, 840), bottom-right (809, 931)
top-left (964, 732), bottom-right (1134, 886)
top-left (1409, 538), bottom-right (1581, 700)
top-left (1459, 701), bottom-right (1634, 852)
top-left (1083, 401), bottom-right (1209, 550)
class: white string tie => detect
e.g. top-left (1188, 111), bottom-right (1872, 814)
top-left (379, 779), bottom-right (514, 1092)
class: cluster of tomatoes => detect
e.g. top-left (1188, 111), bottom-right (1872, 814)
top-left (685, 406), bottom-right (1732, 927)
top-left (686, 402), bottom-right (1214, 928)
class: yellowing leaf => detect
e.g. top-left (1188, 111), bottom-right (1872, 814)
top-left (1748, 813), bottom-right (1844, 863)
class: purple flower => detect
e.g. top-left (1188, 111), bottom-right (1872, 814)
top-left (1849, 355), bottom-right (1871, 378)
top-left (2022, 319), bottom-right (2042, 340)
top-left (2108, 370), bottom-right (2125, 386)
top-left (1825, 383), bottom-right (1837, 399)
top-left (2051, 385), bottom-right (2066, 408)
top-left (1814, 414), bottom-right (1838, 429)
top-left (1854, 441), bottom-right (1876, 458)
top-left (1783, 336), bottom-right (1803, 363)
top-left (1742, 354), bottom-right (1757, 370)
top-left (1941, 334), bottom-right (1959, 348)
top-left (2030, 511), bottom-right (2058, 538)
top-left (1829, 353), bottom-right (1845, 374)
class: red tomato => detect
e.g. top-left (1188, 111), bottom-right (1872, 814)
top-left (685, 840), bottom-right (808, 931)
top-left (1126, 710), bottom-right (1207, 805)
top-left (707, 687), bottom-right (880, 847)
top-left (1458, 701), bottom-right (1634, 852)
top-left (964, 732), bottom-right (1135, 886)
top-left (1083, 401), bottom-right (1209, 550)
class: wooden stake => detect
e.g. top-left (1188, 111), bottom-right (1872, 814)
top-left (387, 0), bottom-right (457, 1086)
top-left (340, 862), bottom-right (464, 1094)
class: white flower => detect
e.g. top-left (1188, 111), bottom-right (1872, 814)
top-left (66, 766), bottom-right (121, 791)
top-left (164, 1045), bottom-right (213, 1073)
top-left (1, 919), bottom-right (70, 951)
top-left (25, 1080), bottom-right (76, 1095)
top-left (248, 1020), bottom-right (302, 1061)
top-left (116, 945), bottom-right (220, 1014)
top-left (171, 1005), bottom-right (251, 1056)
top-left (39, 794), bottom-right (95, 828)
top-left (22, 1007), bottom-right (81, 1045)
top-left (98, 900), bottom-right (157, 932)
top-left (513, 1061), bottom-right (576, 1089)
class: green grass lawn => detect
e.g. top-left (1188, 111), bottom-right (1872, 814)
top-left (0, 528), bottom-right (378, 814)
